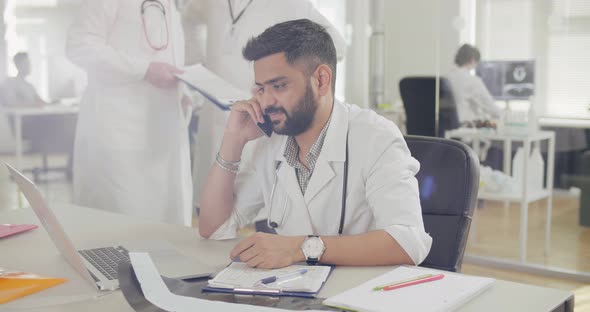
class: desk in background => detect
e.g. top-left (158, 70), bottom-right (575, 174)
top-left (539, 116), bottom-right (590, 129)
top-left (3, 104), bottom-right (79, 172)
top-left (445, 129), bottom-right (556, 264)
top-left (0, 204), bottom-right (573, 312)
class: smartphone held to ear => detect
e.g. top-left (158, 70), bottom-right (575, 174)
top-left (257, 115), bottom-right (273, 137)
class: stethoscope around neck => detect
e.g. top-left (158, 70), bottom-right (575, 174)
top-left (267, 129), bottom-right (350, 236)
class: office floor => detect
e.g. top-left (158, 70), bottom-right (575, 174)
top-left (1, 154), bottom-right (588, 311)
top-left (467, 194), bottom-right (590, 272)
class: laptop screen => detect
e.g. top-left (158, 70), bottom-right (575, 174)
top-left (5, 164), bottom-right (96, 286)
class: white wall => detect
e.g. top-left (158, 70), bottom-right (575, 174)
top-left (345, 0), bottom-right (370, 107)
top-left (383, 0), bottom-right (461, 106)
top-left (474, 0), bottom-right (590, 117)
top-left (0, 0), bottom-right (14, 153)
top-left (477, 0), bottom-right (535, 60)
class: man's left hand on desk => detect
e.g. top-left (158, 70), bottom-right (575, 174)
top-left (230, 232), bottom-right (305, 269)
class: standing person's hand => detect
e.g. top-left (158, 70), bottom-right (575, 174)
top-left (181, 95), bottom-right (192, 109)
top-left (145, 62), bottom-right (183, 89)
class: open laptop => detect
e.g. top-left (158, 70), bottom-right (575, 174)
top-left (6, 163), bottom-right (215, 291)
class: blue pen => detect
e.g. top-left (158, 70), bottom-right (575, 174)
top-left (258, 269), bottom-right (308, 285)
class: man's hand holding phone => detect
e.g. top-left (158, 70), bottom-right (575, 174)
top-left (226, 97), bottom-right (267, 141)
top-left (218, 98), bottom-right (267, 161)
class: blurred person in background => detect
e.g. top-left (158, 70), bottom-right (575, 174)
top-left (1, 52), bottom-right (47, 108)
top-left (67, 0), bottom-right (193, 226)
top-left (191, 0), bottom-right (347, 215)
top-left (446, 44), bottom-right (501, 124)
top-left (0, 52), bottom-right (50, 157)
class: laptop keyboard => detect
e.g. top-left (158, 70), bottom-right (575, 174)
top-left (78, 246), bottom-right (130, 280)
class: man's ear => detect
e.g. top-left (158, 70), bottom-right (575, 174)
top-left (313, 65), bottom-right (332, 97)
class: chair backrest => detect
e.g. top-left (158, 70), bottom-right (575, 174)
top-left (405, 135), bottom-right (479, 272)
top-left (399, 77), bottom-right (460, 137)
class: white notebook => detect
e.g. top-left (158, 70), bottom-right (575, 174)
top-left (323, 266), bottom-right (494, 312)
top-left (175, 64), bottom-right (250, 110)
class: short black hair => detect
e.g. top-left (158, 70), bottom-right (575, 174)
top-left (13, 52), bottom-right (29, 66)
top-left (242, 19), bottom-right (337, 95)
top-left (455, 44), bottom-right (481, 66)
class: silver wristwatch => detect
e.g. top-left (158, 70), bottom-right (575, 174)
top-left (301, 235), bottom-right (326, 265)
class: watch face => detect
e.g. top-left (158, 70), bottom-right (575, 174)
top-left (302, 237), bottom-right (325, 259)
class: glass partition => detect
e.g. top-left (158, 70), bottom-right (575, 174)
top-left (437, 0), bottom-right (590, 276)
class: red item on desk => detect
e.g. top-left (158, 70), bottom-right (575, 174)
top-left (0, 224), bottom-right (38, 238)
top-left (382, 274), bottom-right (445, 291)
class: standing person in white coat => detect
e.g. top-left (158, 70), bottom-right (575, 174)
top-left (199, 20), bottom-right (431, 269)
top-left (67, 0), bottom-right (193, 226)
top-left (192, 0), bottom-right (347, 211)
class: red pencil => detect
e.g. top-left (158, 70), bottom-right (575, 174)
top-left (382, 274), bottom-right (445, 291)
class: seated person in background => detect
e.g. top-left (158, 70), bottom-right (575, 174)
top-left (1, 52), bottom-right (47, 108)
top-left (446, 44), bottom-right (501, 124)
top-left (199, 19), bottom-right (432, 269)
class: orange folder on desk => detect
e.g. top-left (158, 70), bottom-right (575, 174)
top-left (0, 272), bottom-right (67, 304)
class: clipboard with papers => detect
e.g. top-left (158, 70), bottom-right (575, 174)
top-left (175, 64), bottom-right (250, 110)
top-left (202, 262), bottom-right (333, 298)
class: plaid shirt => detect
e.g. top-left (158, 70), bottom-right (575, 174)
top-left (283, 117), bottom-right (332, 194)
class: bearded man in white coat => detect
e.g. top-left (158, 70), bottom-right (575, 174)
top-left (67, 0), bottom-right (193, 226)
top-left (191, 0), bottom-right (347, 211)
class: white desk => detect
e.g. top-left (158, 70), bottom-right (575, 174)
top-left (445, 129), bottom-right (556, 264)
top-left (2, 105), bottom-right (79, 171)
top-left (0, 205), bottom-right (573, 312)
top-left (539, 116), bottom-right (590, 129)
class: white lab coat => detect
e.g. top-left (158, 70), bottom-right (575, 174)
top-left (67, 0), bottom-right (192, 226)
top-left (446, 66), bottom-right (501, 122)
top-left (209, 101), bottom-right (433, 265)
top-left (192, 0), bottom-right (347, 209)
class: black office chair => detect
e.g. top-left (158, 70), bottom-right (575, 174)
top-left (399, 77), bottom-right (460, 137)
top-left (406, 135), bottom-right (479, 272)
top-left (256, 135), bottom-right (479, 273)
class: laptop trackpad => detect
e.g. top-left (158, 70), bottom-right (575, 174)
top-left (122, 240), bottom-right (215, 279)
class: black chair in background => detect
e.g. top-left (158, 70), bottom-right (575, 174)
top-left (256, 135), bottom-right (479, 273)
top-left (405, 135), bottom-right (479, 272)
top-left (399, 77), bottom-right (460, 137)
top-left (562, 150), bottom-right (590, 227)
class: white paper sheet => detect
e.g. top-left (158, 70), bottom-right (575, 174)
top-left (175, 64), bottom-right (250, 109)
top-left (130, 252), bottom-right (325, 312)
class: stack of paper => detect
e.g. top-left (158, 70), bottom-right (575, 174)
top-left (323, 266), bottom-right (494, 312)
top-left (207, 262), bottom-right (332, 294)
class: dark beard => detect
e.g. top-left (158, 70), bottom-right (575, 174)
top-left (266, 83), bottom-right (317, 136)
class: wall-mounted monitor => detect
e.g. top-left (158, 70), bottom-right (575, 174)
top-left (476, 60), bottom-right (535, 100)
